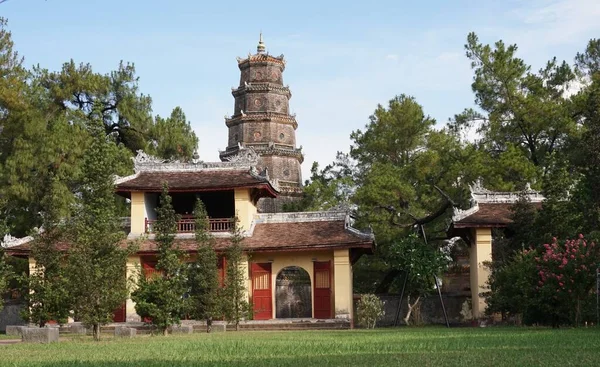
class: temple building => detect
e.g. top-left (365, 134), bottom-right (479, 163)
top-left (3, 37), bottom-right (374, 325)
top-left (219, 35), bottom-right (304, 212)
top-left (448, 182), bottom-right (544, 318)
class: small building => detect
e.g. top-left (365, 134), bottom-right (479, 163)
top-left (4, 149), bottom-right (374, 323)
top-left (448, 182), bottom-right (543, 318)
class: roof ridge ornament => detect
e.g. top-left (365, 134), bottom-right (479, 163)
top-left (469, 178), bottom-right (544, 204)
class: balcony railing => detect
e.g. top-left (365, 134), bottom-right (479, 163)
top-left (144, 217), bottom-right (234, 234)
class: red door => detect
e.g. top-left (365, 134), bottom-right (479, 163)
top-left (252, 263), bottom-right (272, 320)
top-left (314, 261), bottom-right (332, 319)
top-left (112, 303), bottom-right (126, 322)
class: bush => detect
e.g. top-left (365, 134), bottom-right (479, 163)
top-left (356, 294), bottom-right (384, 329)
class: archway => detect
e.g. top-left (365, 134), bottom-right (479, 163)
top-left (275, 266), bottom-right (312, 318)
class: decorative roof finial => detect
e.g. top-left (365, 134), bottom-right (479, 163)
top-left (257, 32), bottom-right (266, 54)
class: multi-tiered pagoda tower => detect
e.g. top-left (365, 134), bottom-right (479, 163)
top-left (220, 35), bottom-right (304, 212)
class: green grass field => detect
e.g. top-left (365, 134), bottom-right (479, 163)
top-left (1, 328), bottom-right (599, 367)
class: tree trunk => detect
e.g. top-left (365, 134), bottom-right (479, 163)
top-left (403, 295), bottom-right (421, 325)
top-left (93, 323), bottom-right (100, 341)
top-left (162, 327), bottom-right (168, 336)
top-left (206, 317), bottom-right (212, 333)
top-left (235, 321), bottom-right (239, 331)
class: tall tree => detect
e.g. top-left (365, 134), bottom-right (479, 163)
top-left (221, 217), bottom-right (250, 331)
top-left (186, 200), bottom-right (219, 332)
top-left (35, 60), bottom-right (153, 154)
top-left (65, 121), bottom-right (134, 340)
top-left (131, 185), bottom-right (187, 335)
top-left (149, 107), bottom-right (199, 161)
top-left (21, 189), bottom-right (71, 327)
top-left (453, 33), bottom-right (578, 176)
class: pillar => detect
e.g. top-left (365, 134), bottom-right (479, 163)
top-left (130, 192), bottom-right (146, 235)
top-left (125, 255), bottom-right (141, 322)
top-left (234, 189), bottom-right (257, 231)
top-left (333, 249), bottom-right (353, 320)
top-left (469, 227), bottom-right (492, 318)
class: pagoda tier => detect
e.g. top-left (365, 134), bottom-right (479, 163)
top-left (220, 35), bottom-right (303, 212)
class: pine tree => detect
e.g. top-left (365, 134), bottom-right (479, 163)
top-left (65, 121), bottom-right (134, 340)
top-left (131, 185), bottom-right (187, 335)
top-left (186, 199), bottom-right (219, 332)
top-left (221, 216), bottom-right (250, 331)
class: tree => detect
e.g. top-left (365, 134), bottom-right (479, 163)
top-left (484, 249), bottom-right (538, 324)
top-left (284, 153), bottom-right (356, 212)
top-left (65, 121), bottom-right (134, 340)
top-left (131, 185), bottom-right (187, 335)
top-left (149, 107), bottom-right (199, 161)
top-left (0, 243), bottom-right (13, 312)
top-left (22, 221), bottom-right (71, 327)
top-left (349, 96), bottom-right (469, 293)
top-left (221, 217), bottom-right (250, 331)
top-left (387, 234), bottom-right (449, 324)
top-left (453, 33), bottom-right (578, 176)
top-left (186, 199), bottom-right (219, 332)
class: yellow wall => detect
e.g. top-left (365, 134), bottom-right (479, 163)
top-left (333, 249), bottom-right (353, 320)
top-left (251, 251), bottom-right (334, 319)
top-left (125, 255), bottom-right (141, 322)
top-left (130, 192), bottom-right (146, 235)
top-left (234, 189), bottom-right (257, 231)
top-left (470, 227), bottom-right (492, 318)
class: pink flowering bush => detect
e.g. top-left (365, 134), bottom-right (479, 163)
top-left (534, 235), bottom-right (600, 327)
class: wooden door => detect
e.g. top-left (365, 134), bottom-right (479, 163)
top-left (112, 303), bottom-right (126, 322)
top-left (252, 262), bottom-right (272, 320)
top-left (313, 261), bottom-right (332, 319)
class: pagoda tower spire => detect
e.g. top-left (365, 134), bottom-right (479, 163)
top-left (220, 36), bottom-right (304, 212)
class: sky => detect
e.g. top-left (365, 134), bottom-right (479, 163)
top-left (2, 0), bottom-right (600, 180)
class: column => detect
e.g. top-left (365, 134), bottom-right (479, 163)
top-left (333, 249), bottom-right (353, 320)
top-left (469, 227), bottom-right (492, 318)
top-left (130, 192), bottom-right (146, 235)
top-left (125, 255), bottom-right (141, 322)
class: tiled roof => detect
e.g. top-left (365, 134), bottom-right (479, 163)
top-left (6, 220), bottom-right (373, 255)
top-left (115, 170), bottom-right (277, 196)
top-left (452, 202), bottom-right (542, 228)
top-left (138, 220), bottom-right (373, 253)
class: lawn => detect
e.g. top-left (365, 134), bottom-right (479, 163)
top-left (0, 327), bottom-right (598, 367)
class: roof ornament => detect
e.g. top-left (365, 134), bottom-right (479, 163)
top-left (224, 147), bottom-right (259, 165)
top-left (257, 32), bottom-right (266, 54)
top-left (1, 233), bottom-right (34, 248)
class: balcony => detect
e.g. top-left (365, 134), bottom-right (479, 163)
top-left (144, 216), bottom-right (234, 234)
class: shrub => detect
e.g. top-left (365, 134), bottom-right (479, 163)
top-left (356, 294), bottom-right (384, 329)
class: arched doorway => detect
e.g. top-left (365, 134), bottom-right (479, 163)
top-left (275, 266), bottom-right (312, 318)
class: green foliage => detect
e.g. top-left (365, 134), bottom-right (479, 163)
top-left (284, 154), bottom-right (355, 212)
top-left (0, 19), bottom-right (197, 239)
top-left (148, 107), bottom-right (199, 161)
top-left (486, 235), bottom-right (600, 327)
top-left (0, 245), bottom-right (13, 312)
top-left (484, 250), bottom-right (537, 323)
top-left (388, 234), bottom-right (449, 298)
top-left (459, 32), bottom-right (577, 171)
top-left (22, 228), bottom-right (71, 327)
top-left (131, 186), bottom-right (187, 335)
top-left (221, 216), bottom-right (251, 330)
top-left (186, 199), bottom-right (220, 332)
top-left (65, 121), bottom-right (135, 340)
top-left (356, 294), bottom-right (385, 329)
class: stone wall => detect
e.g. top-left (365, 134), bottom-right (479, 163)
top-left (355, 293), bottom-right (470, 327)
top-left (0, 300), bottom-right (26, 333)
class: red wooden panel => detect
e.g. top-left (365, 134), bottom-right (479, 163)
top-left (314, 261), bottom-right (332, 319)
top-left (252, 262), bottom-right (272, 320)
top-left (112, 303), bottom-right (126, 322)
